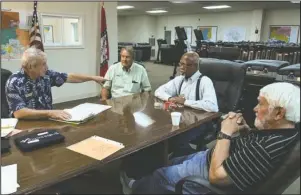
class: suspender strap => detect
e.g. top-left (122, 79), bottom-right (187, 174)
top-left (178, 74), bottom-right (205, 101)
top-left (178, 79), bottom-right (185, 96)
top-left (195, 75), bottom-right (204, 101)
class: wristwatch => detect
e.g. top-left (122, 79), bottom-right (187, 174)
top-left (217, 131), bottom-right (232, 140)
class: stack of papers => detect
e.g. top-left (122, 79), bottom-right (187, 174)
top-left (50, 103), bottom-right (112, 124)
top-left (1, 164), bottom-right (20, 194)
top-left (1, 118), bottom-right (18, 137)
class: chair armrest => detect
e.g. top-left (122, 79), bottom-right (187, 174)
top-left (175, 176), bottom-right (226, 194)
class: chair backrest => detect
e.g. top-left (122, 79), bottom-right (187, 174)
top-left (198, 58), bottom-right (246, 113)
top-left (1, 68), bottom-right (12, 118)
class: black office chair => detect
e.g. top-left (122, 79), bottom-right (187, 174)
top-left (190, 58), bottom-right (247, 148)
top-left (176, 138), bottom-right (300, 194)
top-left (1, 68), bottom-right (12, 118)
top-left (198, 58), bottom-right (247, 113)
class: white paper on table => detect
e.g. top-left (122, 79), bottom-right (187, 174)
top-left (1, 118), bottom-right (18, 137)
top-left (1, 164), bottom-right (19, 194)
top-left (51, 103), bottom-right (112, 123)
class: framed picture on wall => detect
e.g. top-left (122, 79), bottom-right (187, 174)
top-left (197, 26), bottom-right (218, 42)
top-left (175, 26), bottom-right (193, 44)
top-left (269, 25), bottom-right (299, 43)
top-left (43, 25), bottom-right (54, 43)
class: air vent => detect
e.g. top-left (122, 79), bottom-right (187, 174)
top-left (149, 38), bottom-right (155, 46)
top-left (151, 49), bottom-right (155, 57)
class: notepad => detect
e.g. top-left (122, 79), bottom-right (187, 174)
top-left (1, 118), bottom-right (18, 137)
top-left (1, 164), bottom-right (20, 194)
top-left (67, 136), bottom-right (125, 161)
top-left (50, 103), bottom-right (112, 124)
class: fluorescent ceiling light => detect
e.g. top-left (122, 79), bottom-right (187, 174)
top-left (146, 10), bottom-right (168, 14)
top-left (203, 5), bottom-right (231, 9)
top-left (117, 5), bottom-right (134, 10)
top-left (290, 1), bottom-right (300, 3)
top-left (171, 1), bottom-right (192, 3)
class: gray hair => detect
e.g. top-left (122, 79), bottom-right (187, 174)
top-left (260, 82), bottom-right (300, 123)
top-left (21, 47), bottom-right (47, 68)
top-left (183, 51), bottom-right (199, 67)
top-left (120, 46), bottom-right (135, 59)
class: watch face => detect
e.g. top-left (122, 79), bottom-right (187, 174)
top-left (217, 132), bottom-right (223, 139)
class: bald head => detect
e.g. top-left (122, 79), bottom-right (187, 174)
top-left (182, 51), bottom-right (199, 67)
top-left (179, 51), bottom-right (200, 77)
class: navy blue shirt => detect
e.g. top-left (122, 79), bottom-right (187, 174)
top-left (5, 69), bottom-right (68, 117)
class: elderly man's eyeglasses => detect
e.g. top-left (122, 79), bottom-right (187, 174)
top-left (179, 62), bottom-right (193, 67)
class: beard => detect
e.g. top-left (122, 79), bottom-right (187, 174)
top-left (254, 117), bottom-right (266, 130)
top-left (255, 115), bottom-right (273, 130)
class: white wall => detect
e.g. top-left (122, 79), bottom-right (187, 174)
top-left (118, 15), bottom-right (157, 43)
top-left (156, 11), bottom-right (256, 45)
top-left (262, 9), bottom-right (300, 42)
top-left (118, 8), bottom-right (300, 57)
top-left (2, 2), bottom-right (118, 104)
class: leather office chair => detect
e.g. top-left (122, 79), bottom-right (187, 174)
top-left (190, 58), bottom-right (246, 148)
top-left (198, 58), bottom-right (246, 113)
top-left (176, 137), bottom-right (300, 194)
top-left (1, 68), bottom-right (12, 118)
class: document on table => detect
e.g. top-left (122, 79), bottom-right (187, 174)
top-left (1, 118), bottom-right (18, 137)
top-left (1, 164), bottom-right (20, 194)
top-left (67, 136), bottom-right (125, 161)
top-left (50, 103), bottom-right (112, 124)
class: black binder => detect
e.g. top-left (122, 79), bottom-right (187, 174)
top-left (14, 129), bottom-right (65, 152)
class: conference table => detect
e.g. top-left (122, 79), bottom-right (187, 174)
top-left (1, 93), bottom-right (221, 194)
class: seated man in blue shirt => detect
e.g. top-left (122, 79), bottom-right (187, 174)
top-left (5, 47), bottom-right (107, 120)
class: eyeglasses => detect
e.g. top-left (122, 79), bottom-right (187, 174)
top-left (178, 62), bottom-right (193, 67)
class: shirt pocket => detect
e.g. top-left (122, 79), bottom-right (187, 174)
top-left (128, 82), bottom-right (141, 93)
top-left (113, 74), bottom-right (124, 88)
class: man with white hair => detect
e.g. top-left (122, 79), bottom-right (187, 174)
top-left (5, 47), bottom-right (107, 120)
top-left (120, 82), bottom-right (300, 194)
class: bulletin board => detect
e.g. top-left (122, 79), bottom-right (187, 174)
top-left (1, 11), bottom-right (30, 60)
top-left (197, 26), bottom-right (218, 42)
top-left (269, 25), bottom-right (299, 43)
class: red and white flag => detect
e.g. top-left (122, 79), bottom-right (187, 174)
top-left (100, 2), bottom-right (109, 76)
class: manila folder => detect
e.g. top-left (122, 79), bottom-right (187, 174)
top-left (67, 136), bottom-right (124, 161)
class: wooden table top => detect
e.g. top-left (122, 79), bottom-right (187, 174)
top-left (1, 93), bottom-right (221, 194)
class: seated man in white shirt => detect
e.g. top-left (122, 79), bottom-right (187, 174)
top-left (155, 51), bottom-right (219, 156)
top-left (155, 51), bottom-right (218, 112)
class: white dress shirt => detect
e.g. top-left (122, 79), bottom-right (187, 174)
top-left (155, 71), bottom-right (219, 112)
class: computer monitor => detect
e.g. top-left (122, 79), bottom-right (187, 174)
top-left (194, 29), bottom-right (204, 41)
top-left (175, 26), bottom-right (187, 40)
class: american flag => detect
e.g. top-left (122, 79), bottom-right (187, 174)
top-left (100, 2), bottom-right (109, 76)
top-left (29, 1), bottom-right (44, 51)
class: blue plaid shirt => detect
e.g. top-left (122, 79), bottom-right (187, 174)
top-left (5, 68), bottom-right (68, 117)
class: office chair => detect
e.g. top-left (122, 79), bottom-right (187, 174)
top-left (1, 68), bottom-right (12, 118)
